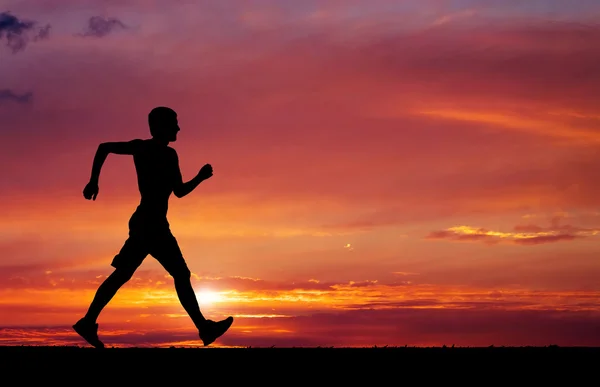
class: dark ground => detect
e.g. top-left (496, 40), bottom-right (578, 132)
top-left (3, 346), bottom-right (597, 382)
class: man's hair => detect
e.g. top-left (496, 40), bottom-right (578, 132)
top-left (148, 106), bottom-right (177, 137)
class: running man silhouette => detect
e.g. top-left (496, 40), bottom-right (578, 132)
top-left (73, 106), bottom-right (233, 348)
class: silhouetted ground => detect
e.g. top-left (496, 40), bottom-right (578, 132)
top-left (2, 345), bottom-right (596, 382)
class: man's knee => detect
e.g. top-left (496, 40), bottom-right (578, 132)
top-left (112, 267), bottom-right (137, 283)
top-left (170, 265), bottom-right (191, 282)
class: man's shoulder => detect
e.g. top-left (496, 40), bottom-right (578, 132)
top-left (166, 146), bottom-right (178, 156)
top-left (127, 138), bottom-right (146, 147)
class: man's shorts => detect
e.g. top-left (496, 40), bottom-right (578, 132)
top-left (111, 225), bottom-right (191, 278)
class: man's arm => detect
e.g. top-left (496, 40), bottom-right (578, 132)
top-left (172, 151), bottom-right (213, 198)
top-left (83, 140), bottom-right (142, 200)
top-left (89, 140), bottom-right (142, 183)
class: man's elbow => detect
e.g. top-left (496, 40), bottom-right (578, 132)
top-left (98, 142), bottom-right (111, 154)
top-left (173, 187), bottom-right (185, 198)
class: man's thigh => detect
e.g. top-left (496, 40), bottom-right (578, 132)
top-left (149, 231), bottom-right (191, 278)
top-left (111, 236), bottom-right (149, 271)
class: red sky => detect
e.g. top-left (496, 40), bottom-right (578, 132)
top-left (1, 1), bottom-right (600, 347)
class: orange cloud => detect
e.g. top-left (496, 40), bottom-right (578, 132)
top-left (1, 275), bottom-right (599, 346)
top-left (426, 217), bottom-right (600, 245)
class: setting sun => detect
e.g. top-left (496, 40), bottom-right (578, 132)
top-left (196, 290), bottom-right (224, 305)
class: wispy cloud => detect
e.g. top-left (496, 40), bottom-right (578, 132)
top-left (0, 11), bottom-right (50, 53)
top-left (431, 9), bottom-right (477, 27)
top-left (79, 16), bottom-right (127, 38)
top-left (0, 89), bottom-right (32, 105)
top-left (426, 217), bottom-right (600, 245)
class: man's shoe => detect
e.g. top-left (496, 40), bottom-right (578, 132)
top-left (199, 316), bottom-right (234, 346)
top-left (72, 318), bottom-right (105, 349)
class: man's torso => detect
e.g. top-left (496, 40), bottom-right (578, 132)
top-left (129, 139), bottom-right (178, 231)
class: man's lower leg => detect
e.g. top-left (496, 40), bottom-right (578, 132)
top-left (173, 276), bottom-right (233, 345)
top-left (174, 277), bottom-right (207, 330)
top-left (84, 269), bottom-right (131, 323)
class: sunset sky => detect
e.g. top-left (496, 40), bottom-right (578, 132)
top-left (1, 0), bottom-right (600, 347)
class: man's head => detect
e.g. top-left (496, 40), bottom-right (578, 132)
top-left (148, 106), bottom-right (180, 142)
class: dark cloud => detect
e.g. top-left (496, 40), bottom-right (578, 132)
top-left (0, 89), bottom-right (33, 105)
top-left (0, 11), bottom-right (50, 53)
top-left (80, 16), bottom-right (127, 38)
top-left (513, 234), bottom-right (579, 245)
top-left (514, 215), bottom-right (600, 235)
top-left (35, 24), bottom-right (50, 40)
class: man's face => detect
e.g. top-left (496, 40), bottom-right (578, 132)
top-left (165, 116), bottom-right (180, 142)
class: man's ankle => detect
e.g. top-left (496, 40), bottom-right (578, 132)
top-left (81, 316), bottom-right (96, 324)
top-left (196, 318), bottom-right (209, 331)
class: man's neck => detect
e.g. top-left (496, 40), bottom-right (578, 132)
top-left (150, 137), bottom-right (169, 147)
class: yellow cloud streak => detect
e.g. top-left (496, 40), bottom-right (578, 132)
top-left (417, 109), bottom-right (600, 145)
top-left (447, 225), bottom-right (599, 240)
top-left (2, 282), bottom-right (599, 321)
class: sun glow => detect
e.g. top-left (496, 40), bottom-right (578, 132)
top-left (196, 289), bottom-right (224, 305)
